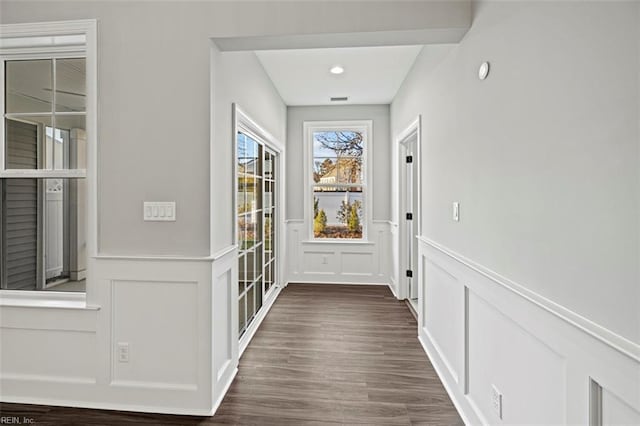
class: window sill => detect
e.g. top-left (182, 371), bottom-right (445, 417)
top-left (0, 169), bottom-right (87, 179)
top-left (302, 239), bottom-right (375, 245)
top-left (0, 290), bottom-right (100, 310)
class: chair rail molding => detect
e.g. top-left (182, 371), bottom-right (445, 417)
top-left (416, 236), bottom-right (640, 425)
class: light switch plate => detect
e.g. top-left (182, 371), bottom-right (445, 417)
top-left (117, 342), bottom-right (129, 363)
top-left (453, 202), bottom-right (460, 222)
top-left (144, 202), bottom-right (176, 221)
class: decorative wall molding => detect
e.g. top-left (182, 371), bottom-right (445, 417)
top-left (94, 254), bottom-right (216, 262)
top-left (0, 291), bottom-right (99, 310)
top-left (285, 220), bottom-right (390, 285)
top-left (418, 237), bottom-right (639, 362)
top-left (417, 237), bottom-right (640, 425)
top-left (0, 373), bottom-right (96, 385)
top-left (0, 253), bottom-right (233, 416)
top-left (109, 380), bottom-right (197, 392)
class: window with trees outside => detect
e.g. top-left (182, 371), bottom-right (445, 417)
top-left (308, 122), bottom-right (369, 240)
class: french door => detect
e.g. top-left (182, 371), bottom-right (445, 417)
top-left (237, 131), bottom-right (278, 338)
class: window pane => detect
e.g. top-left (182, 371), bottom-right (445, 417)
top-left (1, 178), bottom-right (86, 291)
top-left (336, 156), bottom-right (362, 184)
top-left (246, 247), bottom-right (257, 281)
top-left (237, 177), bottom-right (246, 215)
top-left (244, 135), bottom-right (259, 175)
top-left (55, 58), bottom-right (86, 112)
top-left (5, 118), bottom-right (43, 169)
top-left (238, 214), bottom-right (248, 249)
top-left (264, 151), bottom-right (273, 179)
top-left (52, 116), bottom-right (86, 170)
top-left (264, 212), bottom-right (273, 260)
top-left (4, 114), bottom-right (86, 171)
top-left (247, 283), bottom-right (255, 321)
top-left (256, 243), bottom-right (263, 280)
top-left (264, 180), bottom-right (272, 210)
top-left (313, 185), bottom-right (363, 239)
top-left (239, 293), bottom-right (246, 333)
top-left (265, 262), bottom-right (271, 293)
top-left (5, 59), bottom-right (53, 113)
top-left (238, 254), bottom-right (246, 293)
top-left (255, 276), bottom-right (263, 311)
top-left (237, 132), bottom-right (246, 173)
top-left (313, 130), bottom-right (363, 184)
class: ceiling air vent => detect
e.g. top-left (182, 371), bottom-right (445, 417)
top-left (330, 96), bottom-right (348, 102)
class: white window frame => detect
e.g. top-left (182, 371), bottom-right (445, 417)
top-left (0, 20), bottom-right (98, 300)
top-left (304, 120), bottom-right (372, 242)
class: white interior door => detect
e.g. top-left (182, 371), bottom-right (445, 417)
top-left (403, 136), bottom-right (419, 301)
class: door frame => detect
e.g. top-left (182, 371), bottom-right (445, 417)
top-left (394, 115), bottom-right (421, 301)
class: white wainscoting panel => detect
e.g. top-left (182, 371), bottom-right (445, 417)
top-left (303, 250), bottom-right (336, 275)
top-left (110, 280), bottom-right (199, 389)
top-left (211, 245), bottom-right (239, 412)
top-left (341, 252), bottom-right (374, 276)
top-left (0, 251), bottom-right (242, 416)
top-left (417, 237), bottom-right (640, 425)
top-left (423, 258), bottom-right (464, 385)
top-left (0, 328), bottom-right (97, 384)
top-left (285, 220), bottom-right (390, 285)
top-left (603, 388), bottom-right (640, 425)
top-left (468, 291), bottom-right (566, 424)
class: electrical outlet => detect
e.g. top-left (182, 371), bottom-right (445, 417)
top-left (491, 384), bottom-right (503, 419)
top-left (117, 342), bottom-right (130, 363)
top-left (452, 202), bottom-right (460, 222)
top-left (322, 255), bottom-right (328, 265)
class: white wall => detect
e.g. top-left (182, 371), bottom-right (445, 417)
top-left (0, 0), bottom-right (470, 257)
top-left (285, 105), bottom-right (392, 285)
top-left (391, 1), bottom-right (640, 423)
top-left (392, 0), bottom-right (639, 349)
top-left (0, 2), bottom-right (288, 414)
top-left (0, 0), bottom-right (472, 414)
top-left (212, 48), bottom-right (287, 253)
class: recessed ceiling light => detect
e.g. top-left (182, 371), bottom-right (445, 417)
top-left (330, 65), bottom-right (344, 75)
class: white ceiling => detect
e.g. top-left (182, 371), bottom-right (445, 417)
top-left (255, 45), bottom-right (423, 106)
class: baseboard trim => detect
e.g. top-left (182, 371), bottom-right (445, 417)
top-left (286, 281), bottom-right (388, 286)
top-left (404, 299), bottom-right (417, 321)
top-left (211, 366), bottom-right (238, 416)
top-left (388, 281), bottom-right (400, 299)
top-left (0, 395), bottom-right (214, 417)
top-left (419, 237), bottom-right (640, 362)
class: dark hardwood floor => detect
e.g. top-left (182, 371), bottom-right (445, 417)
top-left (0, 284), bottom-right (462, 425)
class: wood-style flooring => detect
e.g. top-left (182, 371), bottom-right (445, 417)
top-left (0, 284), bottom-right (462, 425)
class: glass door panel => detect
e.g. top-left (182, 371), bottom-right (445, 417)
top-left (237, 132), bottom-right (278, 338)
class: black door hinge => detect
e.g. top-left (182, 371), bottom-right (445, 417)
top-left (406, 270), bottom-right (413, 278)
top-left (406, 155), bottom-right (413, 163)
top-left (406, 213), bottom-right (413, 220)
